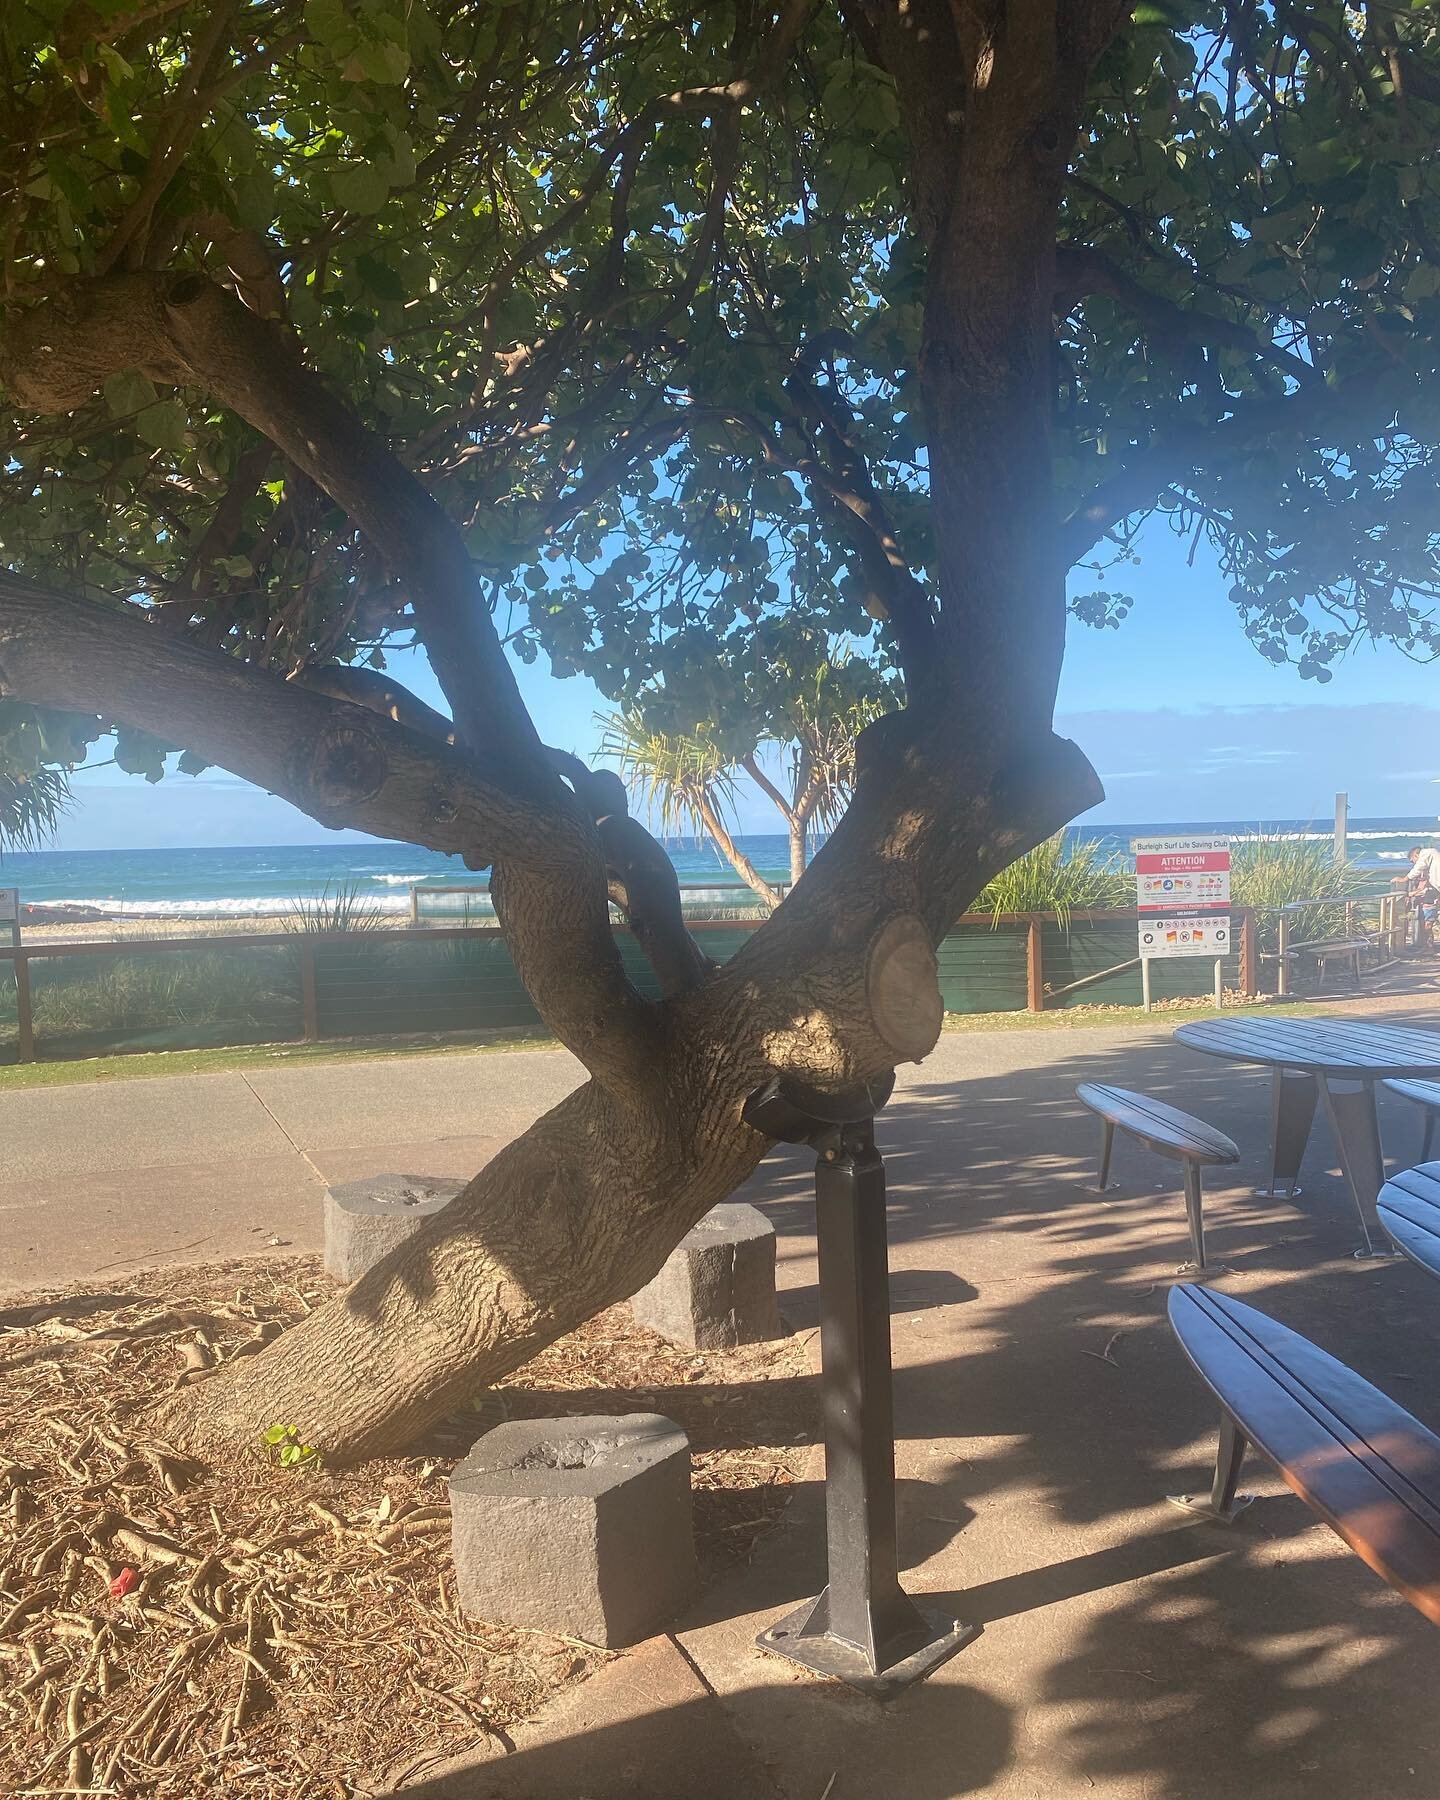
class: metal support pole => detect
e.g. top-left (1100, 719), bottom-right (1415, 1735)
top-left (744, 1076), bottom-right (977, 1699)
top-left (1257, 1065), bottom-right (1316, 1198)
top-left (1169, 1414), bottom-right (1254, 1522)
top-left (1213, 957), bottom-right (1223, 1011)
top-left (1318, 1076), bottom-right (1390, 1259)
top-left (1141, 956), bottom-right (1152, 1013)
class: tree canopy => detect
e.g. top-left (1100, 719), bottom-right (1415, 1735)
top-left (2, 0), bottom-right (1437, 797)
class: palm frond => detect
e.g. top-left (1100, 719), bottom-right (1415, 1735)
top-left (0, 767), bottom-right (72, 852)
top-left (598, 711), bottom-right (740, 840)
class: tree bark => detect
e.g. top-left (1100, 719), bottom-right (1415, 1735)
top-left (789, 816), bottom-right (807, 888)
top-left (695, 794), bottom-right (784, 909)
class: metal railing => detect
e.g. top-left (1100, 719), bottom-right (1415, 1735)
top-left (1265, 893), bottom-right (1411, 996)
top-left (408, 878), bottom-right (791, 925)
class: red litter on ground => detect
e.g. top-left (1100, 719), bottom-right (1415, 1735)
top-left (109, 1567), bottom-right (138, 1598)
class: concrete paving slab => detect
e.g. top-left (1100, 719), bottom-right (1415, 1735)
top-left (244, 1047), bottom-right (582, 1150)
top-left (0, 1070), bottom-right (287, 1181)
top-left (395, 1634), bottom-right (783, 1800)
top-left (307, 1136), bottom-right (508, 1188)
top-left (0, 1153), bottom-right (321, 1292)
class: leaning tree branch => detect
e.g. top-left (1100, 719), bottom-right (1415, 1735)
top-left (0, 272), bottom-right (538, 763)
top-left (545, 747), bottom-right (712, 996)
top-left (1056, 359), bottom-right (1413, 567)
top-left (0, 574), bottom-right (657, 1083)
top-left (1054, 243), bottom-right (1320, 388)
top-left (739, 751), bottom-right (798, 827)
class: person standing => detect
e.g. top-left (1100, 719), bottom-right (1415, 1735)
top-left (1393, 845), bottom-right (1440, 949)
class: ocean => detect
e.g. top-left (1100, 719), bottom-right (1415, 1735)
top-left (0, 818), bottom-right (1432, 921)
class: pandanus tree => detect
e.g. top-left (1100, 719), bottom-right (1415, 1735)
top-left (0, 765), bottom-right (70, 851)
top-left (604, 642), bottom-right (897, 905)
top-left (1, 0), bottom-right (1438, 1460)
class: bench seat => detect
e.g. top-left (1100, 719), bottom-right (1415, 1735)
top-left (1169, 1283), bottom-right (1440, 1626)
top-left (1076, 1083), bottom-right (1239, 1271)
top-left (1378, 1163), bottom-right (1440, 1280)
top-left (1383, 1078), bottom-right (1440, 1164)
top-left (1075, 1084), bottom-right (1239, 1166)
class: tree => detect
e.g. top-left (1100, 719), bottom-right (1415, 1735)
top-left (0, 0), bottom-right (1437, 1462)
top-left (604, 647), bottom-right (896, 903)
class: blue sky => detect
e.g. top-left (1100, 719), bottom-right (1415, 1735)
top-left (52, 514), bottom-right (1439, 850)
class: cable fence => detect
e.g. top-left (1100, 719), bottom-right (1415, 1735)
top-left (0, 911), bottom-right (1280, 1066)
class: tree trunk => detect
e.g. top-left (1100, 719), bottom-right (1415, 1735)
top-left (1, 5), bottom-right (1122, 1471)
top-left (789, 815), bottom-right (807, 887)
top-left (695, 795), bottom-right (784, 909)
top-left (158, 731), bottom-right (1097, 1464)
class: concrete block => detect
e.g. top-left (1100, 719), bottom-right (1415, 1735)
top-left (629, 1203), bottom-right (781, 1350)
top-left (323, 1172), bottom-right (463, 1282)
top-left (449, 1413), bottom-right (696, 1647)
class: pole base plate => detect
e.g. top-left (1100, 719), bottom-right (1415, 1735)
top-left (1166, 1491), bottom-right (1256, 1524)
top-left (756, 1598), bottom-right (978, 1700)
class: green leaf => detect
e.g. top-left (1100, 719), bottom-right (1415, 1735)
top-left (350, 38), bottom-right (410, 84)
top-left (103, 372), bottom-right (158, 419)
top-left (355, 252), bottom-right (407, 304)
top-left (133, 401), bottom-right (189, 452)
top-left (331, 163), bottom-right (390, 214)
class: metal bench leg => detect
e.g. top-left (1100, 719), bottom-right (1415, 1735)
top-left (1422, 1109), bottom-right (1436, 1166)
top-left (1181, 1160), bottom-right (1206, 1270)
top-left (1259, 1067), bottom-right (1316, 1199)
top-left (1168, 1414), bottom-right (1255, 1523)
top-left (1318, 1076), bottom-right (1389, 1259)
top-left (1096, 1120), bottom-right (1116, 1193)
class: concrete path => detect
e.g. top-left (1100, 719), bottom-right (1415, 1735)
top-left (9, 1006), bottom-right (1440, 1798)
top-left (0, 1047), bottom-right (585, 1290)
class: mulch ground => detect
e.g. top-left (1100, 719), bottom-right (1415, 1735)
top-left (0, 1255), bottom-right (815, 1798)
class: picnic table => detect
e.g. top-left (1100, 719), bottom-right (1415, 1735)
top-left (1173, 1016), bottom-right (1440, 1257)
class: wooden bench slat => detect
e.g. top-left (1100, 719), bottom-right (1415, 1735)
top-left (1076, 1083), bottom-right (1239, 1165)
top-left (1171, 1284), bottom-right (1440, 1623)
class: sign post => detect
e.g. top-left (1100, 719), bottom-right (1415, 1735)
top-left (1133, 837), bottom-right (1231, 1012)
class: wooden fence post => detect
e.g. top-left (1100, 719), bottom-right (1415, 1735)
top-left (15, 951), bottom-right (35, 1062)
top-left (1239, 908), bottom-right (1258, 998)
top-left (299, 942), bottom-right (319, 1042)
top-left (1026, 915), bottom-right (1045, 1013)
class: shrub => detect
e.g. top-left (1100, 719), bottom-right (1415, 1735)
top-left (973, 833), bottom-right (1131, 927)
top-left (1229, 832), bottom-right (1370, 959)
top-left (283, 881), bottom-right (388, 934)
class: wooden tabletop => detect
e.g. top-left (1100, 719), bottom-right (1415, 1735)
top-left (1379, 1165), bottom-right (1440, 1280)
top-left (1174, 1015), bottom-right (1440, 1078)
